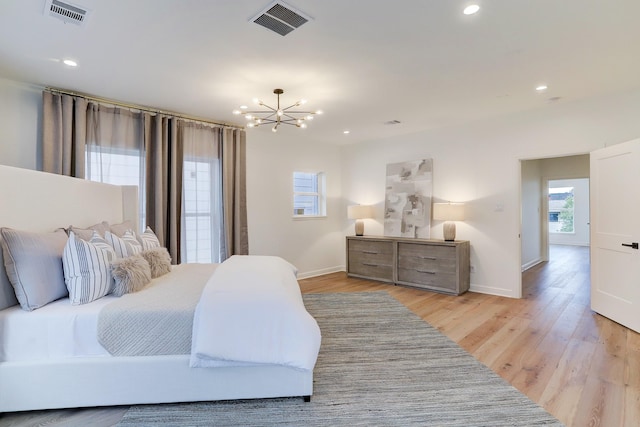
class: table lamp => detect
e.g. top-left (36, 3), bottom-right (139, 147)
top-left (433, 202), bottom-right (465, 241)
top-left (347, 205), bottom-right (373, 236)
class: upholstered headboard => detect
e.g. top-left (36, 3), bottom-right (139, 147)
top-left (0, 165), bottom-right (138, 308)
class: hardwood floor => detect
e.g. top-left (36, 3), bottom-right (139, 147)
top-left (300, 244), bottom-right (640, 427)
top-left (1, 245), bottom-right (638, 426)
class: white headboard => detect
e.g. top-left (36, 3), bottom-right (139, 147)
top-left (0, 165), bottom-right (138, 232)
top-left (0, 165), bottom-right (138, 308)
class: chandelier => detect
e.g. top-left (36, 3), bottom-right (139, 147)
top-left (233, 88), bottom-right (322, 132)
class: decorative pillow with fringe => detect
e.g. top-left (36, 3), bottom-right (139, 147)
top-left (140, 247), bottom-right (172, 278)
top-left (110, 254), bottom-right (151, 296)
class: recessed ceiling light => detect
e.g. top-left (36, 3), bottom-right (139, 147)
top-left (343, 130), bottom-right (350, 135)
top-left (463, 4), bottom-right (480, 15)
top-left (63, 59), bottom-right (78, 67)
top-left (536, 85), bottom-right (548, 92)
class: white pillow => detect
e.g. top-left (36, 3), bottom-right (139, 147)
top-left (105, 230), bottom-right (142, 258)
top-left (62, 231), bottom-right (116, 305)
top-left (137, 226), bottom-right (161, 250)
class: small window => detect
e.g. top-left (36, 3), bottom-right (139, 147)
top-left (548, 186), bottom-right (574, 233)
top-left (293, 171), bottom-right (326, 217)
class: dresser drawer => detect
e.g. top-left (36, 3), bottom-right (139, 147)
top-left (347, 239), bottom-right (394, 281)
top-left (397, 242), bottom-right (456, 262)
top-left (397, 242), bottom-right (460, 293)
top-left (396, 267), bottom-right (457, 292)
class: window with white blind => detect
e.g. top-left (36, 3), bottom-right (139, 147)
top-left (293, 171), bottom-right (326, 217)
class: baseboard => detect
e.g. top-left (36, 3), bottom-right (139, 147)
top-left (298, 265), bottom-right (345, 279)
top-left (469, 283), bottom-right (518, 298)
top-left (521, 258), bottom-right (543, 272)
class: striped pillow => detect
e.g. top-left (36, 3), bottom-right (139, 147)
top-left (105, 230), bottom-right (142, 258)
top-left (137, 226), bottom-right (161, 250)
top-left (62, 231), bottom-right (116, 305)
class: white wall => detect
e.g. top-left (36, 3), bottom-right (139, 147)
top-left (246, 131), bottom-right (345, 278)
top-left (0, 77), bottom-right (41, 169)
top-left (520, 159), bottom-right (543, 270)
top-left (341, 89), bottom-right (640, 298)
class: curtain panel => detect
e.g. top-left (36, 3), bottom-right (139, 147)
top-left (41, 90), bottom-right (248, 263)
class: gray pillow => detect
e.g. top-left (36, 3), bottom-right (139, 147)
top-left (140, 247), bottom-right (172, 278)
top-left (110, 254), bottom-right (151, 296)
top-left (0, 228), bottom-right (68, 311)
top-left (0, 235), bottom-right (19, 310)
top-left (67, 221), bottom-right (110, 241)
top-left (110, 220), bottom-right (136, 237)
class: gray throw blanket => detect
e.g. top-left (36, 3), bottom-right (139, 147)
top-left (97, 263), bottom-right (218, 356)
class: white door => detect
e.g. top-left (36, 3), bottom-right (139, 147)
top-left (590, 138), bottom-right (640, 333)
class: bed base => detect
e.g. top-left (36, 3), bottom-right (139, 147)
top-left (0, 355), bottom-right (313, 412)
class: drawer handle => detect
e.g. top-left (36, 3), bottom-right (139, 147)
top-left (362, 263), bottom-right (379, 267)
top-left (362, 250), bottom-right (379, 254)
top-left (419, 256), bottom-right (437, 260)
top-left (416, 270), bottom-right (436, 274)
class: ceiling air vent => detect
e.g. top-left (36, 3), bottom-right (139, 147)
top-left (44, 0), bottom-right (90, 26)
top-left (251, 1), bottom-right (312, 36)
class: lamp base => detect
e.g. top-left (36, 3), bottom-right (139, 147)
top-left (355, 219), bottom-right (364, 236)
top-left (443, 222), bottom-right (456, 241)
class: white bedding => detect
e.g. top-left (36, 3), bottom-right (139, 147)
top-left (190, 255), bottom-right (322, 371)
top-left (0, 293), bottom-right (113, 362)
top-left (0, 264), bottom-right (208, 362)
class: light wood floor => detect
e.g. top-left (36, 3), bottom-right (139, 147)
top-left (1, 245), bottom-right (638, 426)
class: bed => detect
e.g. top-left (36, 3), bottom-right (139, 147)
top-left (0, 165), bottom-right (321, 413)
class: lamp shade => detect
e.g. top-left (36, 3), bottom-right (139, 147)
top-left (347, 205), bottom-right (373, 220)
top-left (433, 203), bottom-right (465, 221)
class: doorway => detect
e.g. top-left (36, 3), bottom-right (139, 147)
top-left (520, 154), bottom-right (590, 294)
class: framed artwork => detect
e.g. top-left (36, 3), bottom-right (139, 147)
top-left (384, 159), bottom-right (433, 238)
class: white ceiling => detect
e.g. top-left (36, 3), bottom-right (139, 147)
top-left (1, 0), bottom-right (639, 145)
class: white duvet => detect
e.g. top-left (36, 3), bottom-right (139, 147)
top-left (190, 255), bottom-right (321, 371)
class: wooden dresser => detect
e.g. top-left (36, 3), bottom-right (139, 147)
top-left (346, 236), bottom-right (470, 295)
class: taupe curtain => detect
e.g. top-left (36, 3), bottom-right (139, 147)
top-left (42, 92), bottom-right (88, 177)
top-left (41, 90), bottom-right (247, 263)
top-left (144, 113), bottom-right (183, 262)
top-left (221, 128), bottom-right (248, 257)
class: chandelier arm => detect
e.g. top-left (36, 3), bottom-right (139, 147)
top-left (282, 102), bottom-right (304, 110)
top-left (281, 114), bottom-right (304, 122)
top-left (282, 110), bottom-right (316, 115)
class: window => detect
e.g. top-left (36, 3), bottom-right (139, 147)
top-left (86, 146), bottom-right (146, 230)
top-left (548, 186), bottom-right (574, 233)
top-left (182, 157), bottom-right (222, 263)
top-left (293, 171), bottom-right (326, 217)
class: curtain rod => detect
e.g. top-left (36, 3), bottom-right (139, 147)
top-left (45, 87), bottom-right (245, 130)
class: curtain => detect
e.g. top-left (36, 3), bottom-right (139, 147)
top-left (221, 128), bottom-right (248, 257)
top-left (40, 90), bottom-right (248, 263)
top-left (42, 92), bottom-right (88, 177)
top-left (144, 113), bottom-right (183, 262)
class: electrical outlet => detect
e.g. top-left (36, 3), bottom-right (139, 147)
top-left (470, 264), bottom-right (476, 273)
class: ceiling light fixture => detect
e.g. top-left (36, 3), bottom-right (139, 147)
top-left (536, 85), bottom-right (548, 92)
top-left (63, 59), bottom-right (78, 67)
top-left (233, 88), bottom-right (322, 132)
top-left (463, 4), bottom-right (480, 15)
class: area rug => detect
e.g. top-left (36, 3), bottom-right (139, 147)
top-left (118, 292), bottom-right (563, 426)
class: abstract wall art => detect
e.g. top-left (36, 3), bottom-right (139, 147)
top-left (384, 158), bottom-right (433, 238)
